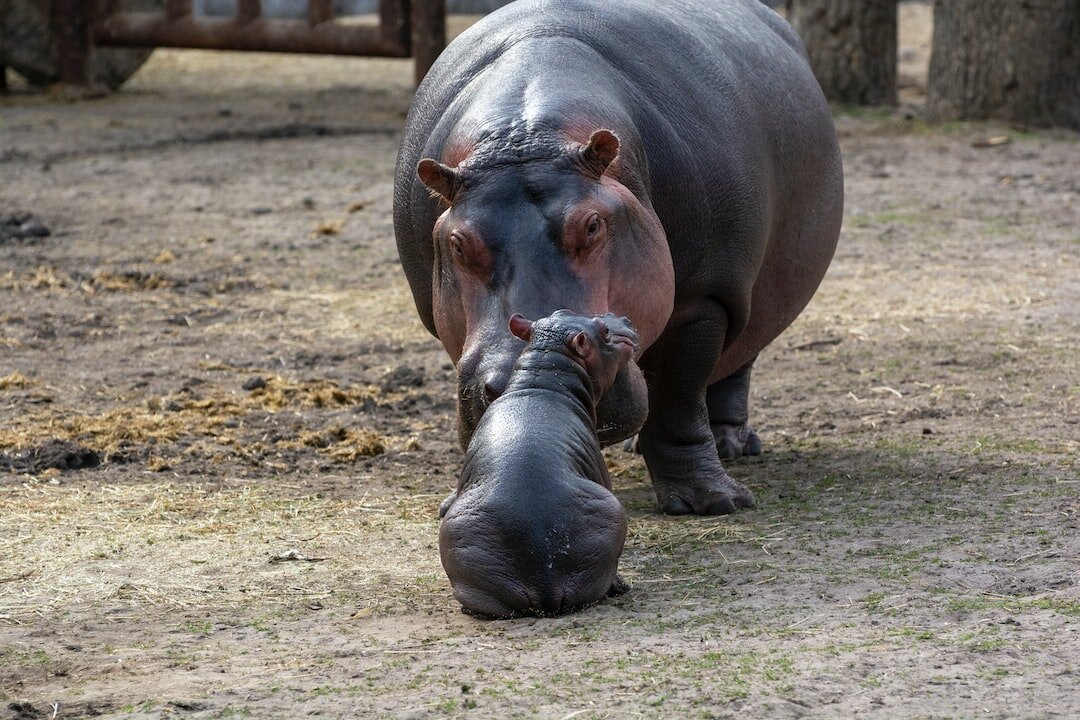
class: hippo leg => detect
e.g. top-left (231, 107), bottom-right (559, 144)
top-left (438, 490), bottom-right (458, 518)
top-left (707, 358), bottom-right (763, 460)
top-left (638, 315), bottom-right (755, 515)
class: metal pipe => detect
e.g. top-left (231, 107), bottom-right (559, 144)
top-left (51, 0), bottom-right (91, 84)
top-left (95, 13), bottom-right (410, 56)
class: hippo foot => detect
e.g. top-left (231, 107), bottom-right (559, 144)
top-left (438, 490), bottom-right (457, 518)
top-left (622, 434), bottom-right (641, 454)
top-left (654, 472), bottom-right (755, 516)
top-left (608, 574), bottom-right (631, 597)
top-left (712, 422), bottom-right (762, 460)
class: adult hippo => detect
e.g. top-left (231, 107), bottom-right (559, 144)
top-left (393, 0), bottom-right (843, 516)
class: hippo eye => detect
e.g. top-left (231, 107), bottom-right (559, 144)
top-left (447, 230), bottom-right (491, 278)
top-left (585, 213), bottom-right (602, 238)
top-left (566, 211), bottom-right (606, 259)
top-left (449, 233), bottom-right (465, 258)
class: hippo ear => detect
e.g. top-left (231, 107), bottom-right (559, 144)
top-left (579, 130), bottom-right (620, 178)
top-left (570, 331), bottom-right (594, 360)
top-left (508, 314), bottom-right (533, 342)
top-left (417, 158), bottom-right (459, 203)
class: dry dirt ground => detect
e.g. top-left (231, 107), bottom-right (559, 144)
top-left (1, 6), bottom-right (1078, 719)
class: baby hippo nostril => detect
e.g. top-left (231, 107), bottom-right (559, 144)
top-left (537, 588), bottom-right (566, 616)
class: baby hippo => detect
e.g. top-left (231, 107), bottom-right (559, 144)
top-left (439, 310), bottom-right (639, 618)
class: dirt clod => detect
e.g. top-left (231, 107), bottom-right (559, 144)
top-left (380, 364), bottom-right (425, 392)
top-left (6, 439), bottom-right (101, 473)
top-left (6, 701), bottom-right (43, 720)
top-left (1, 213), bottom-right (50, 243)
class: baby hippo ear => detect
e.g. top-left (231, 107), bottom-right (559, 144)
top-left (508, 314), bottom-right (534, 342)
top-left (580, 129), bottom-right (620, 178)
top-left (417, 159), bottom-right (459, 203)
top-left (570, 331), bottom-right (595, 360)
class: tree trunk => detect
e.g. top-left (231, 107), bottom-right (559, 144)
top-left (0, 0), bottom-right (154, 89)
top-left (927, 0), bottom-right (1080, 129)
top-left (785, 0), bottom-right (898, 105)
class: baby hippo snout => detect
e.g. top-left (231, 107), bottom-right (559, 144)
top-left (439, 483), bottom-right (627, 618)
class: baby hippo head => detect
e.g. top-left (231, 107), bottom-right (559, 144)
top-left (440, 482), bottom-right (628, 618)
top-left (508, 310), bottom-right (639, 397)
top-left (439, 311), bottom-right (637, 618)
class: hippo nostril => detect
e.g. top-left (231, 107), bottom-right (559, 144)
top-left (482, 372), bottom-right (507, 404)
top-left (538, 589), bottom-right (566, 616)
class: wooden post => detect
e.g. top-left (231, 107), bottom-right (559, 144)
top-left (50, 0), bottom-right (93, 85)
top-left (411, 0), bottom-right (446, 87)
top-left (164, 0), bottom-right (194, 21)
top-left (381, 0), bottom-right (410, 52)
top-left (309, 0), bottom-right (334, 26)
top-left (237, 0), bottom-right (262, 23)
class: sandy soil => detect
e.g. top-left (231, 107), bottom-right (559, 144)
top-left (1, 6), bottom-right (1078, 719)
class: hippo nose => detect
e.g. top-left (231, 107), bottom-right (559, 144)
top-left (533, 588), bottom-right (567, 616)
top-left (483, 374), bottom-right (507, 404)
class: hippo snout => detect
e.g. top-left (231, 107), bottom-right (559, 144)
top-left (449, 579), bottom-right (575, 619)
top-left (439, 486), bottom-right (628, 618)
top-left (456, 349), bottom-right (517, 447)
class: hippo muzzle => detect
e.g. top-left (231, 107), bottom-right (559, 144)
top-left (439, 482), bottom-right (628, 618)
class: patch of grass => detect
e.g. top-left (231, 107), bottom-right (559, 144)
top-left (0, 373), bottom-right (403, 467)
top-left (0, 372), bottom-right (37, 390)
top-left (948, 595), bottom-right (1080, 617)
top-left (5, 648), bottom-right (52, 667)
top-left (0, 481), bottom-right (444, 623)
top-left (863, 592), bottom-right (889, 613)
top-left (894, 627), bottom-right (937, 642)
top-left (965, 435), bottom-right (1061, 455)
top-left (832, 105), bottom-right (896, 122)
top-left (849, 211), bottom-right (927, 229)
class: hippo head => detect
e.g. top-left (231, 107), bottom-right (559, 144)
top-left (507, 310), bottom-right (639, 400)
top-left (439, 312), bottom-right (637, 619)
top-left (439, 480), bottom-right (628, 618)
top-left (417, 128), bottom-right (675, 448)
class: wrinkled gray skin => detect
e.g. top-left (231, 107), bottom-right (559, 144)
top-left (394, 0), bottom-right (843, 521)
top-left (440, 311), bottom-right (637, 618)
